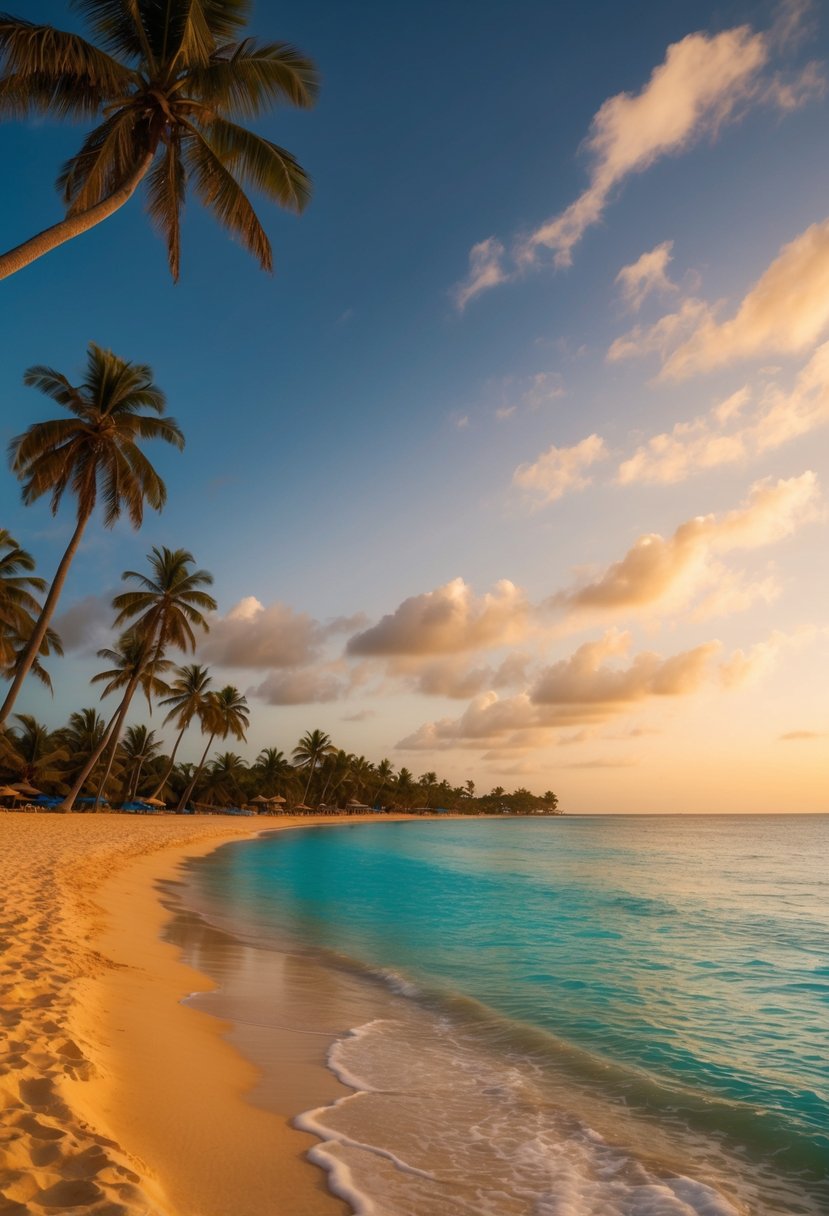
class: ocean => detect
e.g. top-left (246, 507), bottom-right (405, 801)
top-left (172, 815), bottom-right (829, 1216)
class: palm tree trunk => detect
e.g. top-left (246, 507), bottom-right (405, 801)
top-left (150, 723), bottom-right (187, 799)
top-left (0, 510), bottom-right (92, 725)
top-left (177, 733), bottom-right (215, 812)
top-left (0, 154), bottom-right (154, 281)
top-left (302, 763), bottom-right (315, 806)
top-left (128, 757), bottom-right (146, 802)
top-left (63, 671), bottom-right (142, 811)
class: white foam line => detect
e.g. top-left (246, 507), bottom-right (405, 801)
top-left (296, 1109), bottom-right (436, 1182)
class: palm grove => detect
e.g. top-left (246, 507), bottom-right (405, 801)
top-left (0, 1), bottom-right (560, 816)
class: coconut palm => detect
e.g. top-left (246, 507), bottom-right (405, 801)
top-left (254, 746), bottom-right (294, 797)
top-left (0, 2), bottom-right (319, 280)
top-left (177, 685), bottom-right (248, 810)
top-left (292, 728), bottom-right (335, 806)
top-left (63, 548), bottom-right (214, 809)
top-left (150, 662), bottom-right (212, 798)
top-left (80, 630), bottom-right (172, 806)
top-left (55, 707), bottom-right (107, 791)
top-left (119, 723), bottom-right (163, 800)
top-left (1, 344), bottom-right (183, 724)
top-left (1, 622), bottom-right (64, 693)
top-left (0, 713), bottom-right (69, 791)
top-left (0, 529), bottom-right (46, 667)
top-left (202, 750), bottom-right (246, 806)
top-left (372, 758), bottom-right (393, 807)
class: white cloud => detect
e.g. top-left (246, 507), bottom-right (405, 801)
top-left (513, 433), bottom-right (609, 506)
top-left (396, 631), bottom-right (722, 750)
top-left (552, 472), bottom-right (821, 618)
top-left (453, 237), bottom-right (508, 310)
top-left (250, 668), bottom-right (344, 705)
top-left (523, 25), bottom-right (770, 268)
top-left (616, 241), bottom-right (678, 310)
top-left (618, 344), bottom-right (829, 485)
top-left (347, 578), bottom-right (531, 657)
top-left (664, 218), bottom-right (829, 378)
top-left (203, 597), bottom-right (322, 668)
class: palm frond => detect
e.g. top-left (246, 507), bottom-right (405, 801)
top-left (69, 0), bottom-right (153, 65)
top-left (183, 126), bottom-right (271, 269)
top-left (199, 116), bottom-right (310, 212)
top-left (145, 131), bottom-right (186, 278)
top-left (58, 110), bottom-right (145, 213)
top-left (0, 14), bottom-right (132, 112)
top-left (184, 37), bottom-right (318, 116)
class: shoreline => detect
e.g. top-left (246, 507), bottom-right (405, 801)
top-left (0, 811), bottom-right (414, 1216)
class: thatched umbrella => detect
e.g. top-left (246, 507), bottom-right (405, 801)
top-left (11, 781), bottom-right (42, 797)
top-left (0, 784), bottom-right (24, 800)
top-left (141, 796), bottom-right (166, 808)
top-left (250, 794), bottom-right (270, 805)
top-left (268, 794), bottom-right (287, 804)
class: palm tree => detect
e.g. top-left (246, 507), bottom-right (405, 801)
top-left (292, 728), bottom-right (335, 806)
top-left (0, 713), bottom-right (69, 791)
top-left (0, 529), bottom-right (46, 667)
top-left (254, 746), bottom-right (294, 797)
top-left (63, 548), bottom-right (214, 809)
top-left (419, 770), bottom-right (437, 809)
top-left (372, 758), bottom-right (393, 808)
top-left (202, 751), bottom-right (246, 806)
top-left (177, 685), bottom-right (248, 810)
top-left (150, 663), bottom-right (212, 798)
top-left (119, 723), bottom-right (163, 800)
top-left (2, 344), bottom-right (183, 724)
top-left (84, 631), bottom-right (172, 805)
top-left (0, 3), bottom-right (319, 280)
top-left (55, 707), bottom-right (107, 791)
top-left (395, 766), bottom-right (414, 808)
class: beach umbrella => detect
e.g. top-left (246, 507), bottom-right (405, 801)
top-left (11, 781), bottom-right (42, 797)
top-left (268, 794), bottom-right (287, 804)
top-left (0, 784), bottom-right (24, 799)
top-left (250, 794), bottom-right (270, 804)
top-left (141, 796), bottom-right (166, 808)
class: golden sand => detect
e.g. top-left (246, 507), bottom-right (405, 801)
top-left (0, 811), bottom-right (401, 1215)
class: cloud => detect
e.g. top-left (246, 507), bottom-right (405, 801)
top-left (396, 630), bottom-right (721, 750)
top-left (53, 593), bottom-right (114, 653)
top-left (452, 13), bottom-right (821, 305)
top-left (562, 758), bottom-right (641, 769)
top-left (616, 241), bottom-right (678, 310)
top-left (342, 709), bottom-right (377, 722)
top-left (608, 297), bottom-right (709, 362)
top-left (250, 668), bottom-right (343, 705)
top-left (453, 237), bottom-right (508, 310)
top-left (203, 597), bottom-right (322, 668)
top-left (513, 433), bottom-right (609, 506)
top-left (522, 25), bottom-right (769, 268)
top-left (779, 728), bottom-right (825, 740)
top-left (530, 630), bottom-right (717, 704)
top-left (553, 472), bottom-right (820, 617)
top-left (390, 651), bottom-right (532, 700)
top-left (618, 345), bottom-right (829, 484)
top-left (347, 578), bottom-right (531, 657)
top-left (639, 218), bottom-right (829, 378)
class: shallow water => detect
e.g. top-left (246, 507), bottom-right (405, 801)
top-left (178, 816), bottom-right (829, 1215)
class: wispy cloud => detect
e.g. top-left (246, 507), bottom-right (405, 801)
top-left (616, 241), bottom-right (678, 311)
top-left (618, 343), bottom-right (829, 484)
top-left (513, 433), bottom-right (609, 506)
top-left (610, 217), bottom-right (829, 377)
top-left (452, 13), bottom-right (820, 306)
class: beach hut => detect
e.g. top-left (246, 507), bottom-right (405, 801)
top-left (250, 795), bottom-right (270, 812)
top-left (346, 799), bottom-right (370, 815)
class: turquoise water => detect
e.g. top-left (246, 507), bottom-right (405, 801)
top-left (184, 816), bottom-right (829, 1215)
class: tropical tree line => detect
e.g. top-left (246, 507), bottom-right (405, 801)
top-left (0, 706), bottom-right (561, 815)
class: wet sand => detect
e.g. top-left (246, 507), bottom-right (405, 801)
top-left (0, 811), bottom-right (409, 1215)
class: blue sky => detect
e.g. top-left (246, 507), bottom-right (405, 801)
top-left (2, 0), bottom-right (828, 810)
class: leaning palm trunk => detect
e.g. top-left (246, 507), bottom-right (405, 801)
top-left (0, 155), bottom-right (154, 282)
top-left (0, 512), bottom-right (91, 725)
top-left (63, 667), bottom-right (144, 810)
top-left (302, 765), bottom-right (316, 806)
top-left (149, 723), bottom-right (188, 800)
top-left (177, 733), bottom-right (216, 812)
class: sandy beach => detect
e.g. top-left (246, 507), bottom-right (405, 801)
top-left (0, 811), bottom-right (404, 1216)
